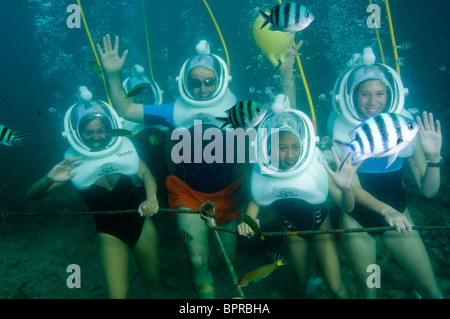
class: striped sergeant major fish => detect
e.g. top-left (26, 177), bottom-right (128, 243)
top-left (260, 3), bottom-right (314, 33)
top-left (0, 124), bottom-right (27, 146)
top-left (334, 113), bottom-right (419, 170)
top-left (216, 100), bottom-right (267, 129)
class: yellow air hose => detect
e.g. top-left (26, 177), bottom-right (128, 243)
top-left (141, 0), bottom-right (155, 81)
top-left (202, 0), bottom-right (231, 72)
top-left (385, 0), bottom-right (401, 77)
top-left (277, 0), bottom-right (316, 133)
top-left (369, 0), bottom-right (385, 64)
top-left (76, 0), bottom-right (112, 105)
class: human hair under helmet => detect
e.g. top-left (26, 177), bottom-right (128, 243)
top-left (332, 47), bottom-right (408, 126)
top-left (176, 40), bottom-right (231, 107)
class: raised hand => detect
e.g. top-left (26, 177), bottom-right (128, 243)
top-left (96, 34), bottom-right (128, 74)
top-left (324, 147), bottom-right (361, 191)
top-left (416, 112), bottom-right (441, 160)
top-left (279, 40), bottom-right (303, 72)
top-left (47, 156), bottom-right (83, 182)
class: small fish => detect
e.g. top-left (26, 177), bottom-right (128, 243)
top-left (179, 230), bottom-right (193, 243)
top-left (216, 101), bottom-right (267, 129)
top-left (88, 60), bottom-right (102, 73)
top-left (125, 86), bottom-right (149, 99)
top-left (237, 259), bottom-right (285, 287)
top-left (0, 125), bottom-right (27, 147)
top-left (197, 284), bottom-right (214, 293)
top-left (395, 42), bottom-right (412, 50)
top-left (107, 129), bottom-right (134, 136)
top-left (239, 213), bottom-right (264, 240)
top-left (148, 134), bottom-right (161, 146)
top-left (318, 93), bottom-right (328, 102)
top-left (53, 90), bottom-right (63, 99)
top-left (334, 113), bottom-right (419, 170)
top-left (266, 250), bottom-right (286, 263)
top-left (0, 182), bottom-right (6, 188)
top-left (260, 3), bottom-right (314, 33)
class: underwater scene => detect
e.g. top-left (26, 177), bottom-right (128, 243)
top-left (0, 0), bottom-right (449, 302)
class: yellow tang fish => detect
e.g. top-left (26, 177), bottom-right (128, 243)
top-left (237, 259), bottom-right (285, 287)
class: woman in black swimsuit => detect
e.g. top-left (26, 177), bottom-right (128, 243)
top-left (28, 114), bottom-right (164, 299)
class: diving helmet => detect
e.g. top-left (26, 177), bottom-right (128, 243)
top-left (62, 86), bottom-right (124, 158)
top-left (176, 40), bottom-right (231, 107)
top-left (122, 65), bottom-right (163, 105)
top-left (332, 47), bottom-right (408, 126)
top-left (257, 94), bottom-right (318, 178)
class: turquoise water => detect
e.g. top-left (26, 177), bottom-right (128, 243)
top-left (0, 0), bottom-right (449, 301)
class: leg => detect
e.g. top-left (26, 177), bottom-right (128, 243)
top-left (176, 206), bottom-right (215, 299)
top-left (132, 217), bottom-right (165, 299)
top-left (381, 210), bottom-right (442, 299)
top-left (340, 213), bottom-right (377, 298)
top-left (97, 233), bottom-right (130, 299)
top-left (312, 216), bottom-right (348, 298)
top-left (284, 233), bottom-right (309, 296)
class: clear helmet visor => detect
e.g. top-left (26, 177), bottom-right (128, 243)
top-left (335, 64), bottom-right (407, 125)
top-left (177, 54), bottom-right (230, 107)
top-left (257, 109), bottom-right (317, 177)
top-left (63, 100), bottom-right (123, 157)
top-left (123, 75), bottom-right (163, 105)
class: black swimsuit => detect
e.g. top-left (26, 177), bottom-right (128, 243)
top-left (273, 198), bottom-right (328, 239)
top-left (78, 175), bottom-right (146, 248)
top-left (348, 165), bottom-right (408, 236)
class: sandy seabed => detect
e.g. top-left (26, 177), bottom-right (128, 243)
top-left (0, 167), bottom-right (449, 300)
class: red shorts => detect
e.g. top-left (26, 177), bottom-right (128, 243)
top-left (166, 175), bottom-right (241, 226)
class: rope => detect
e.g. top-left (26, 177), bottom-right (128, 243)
top-left (141, 0), bottom-right (155, 81)
top-left (202, 0), bottom-right (231, 72)
top-left (211, 226), bottom-right (245, 298)
top-left (206, 224), bottom-right (450, 237)
top-left (76, 0), bottom-right (112, 105)
top-left (198, 202), bottom-right (245, 298)
top-left (2, 207), bottom-right (216, 218)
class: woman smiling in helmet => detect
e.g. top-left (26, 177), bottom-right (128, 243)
top-left (28, 88), bottom-right (165, 299)
top-left (238, 101), bottom-right (360, 298)
top-left (329, 48), bottom-right (443, 298)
